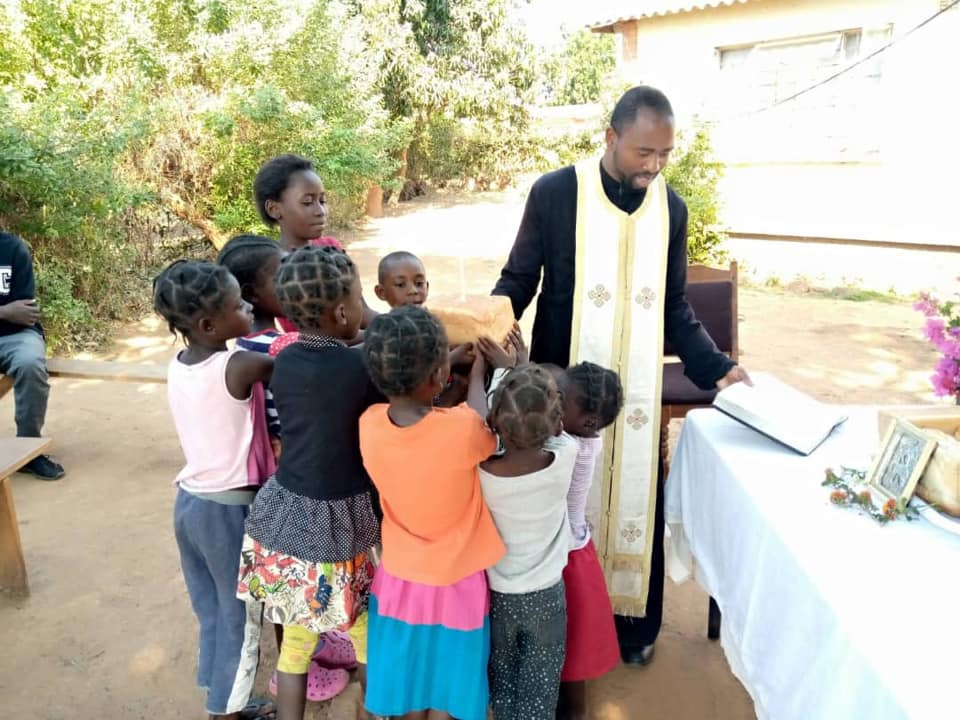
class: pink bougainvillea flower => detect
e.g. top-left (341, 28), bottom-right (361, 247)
top-left (913, 292), bottom-right (940, 316)
top-left (924, 316), bottom-right (946, 344)
top-left (930, 355), bottom-right (960, 396)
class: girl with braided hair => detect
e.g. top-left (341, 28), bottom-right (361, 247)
top-left (358, 304), bottom-right (505, 720)
top-left (154, 260), bottom-right (275, 720)
top-left (237, 246), bottom-right (382, 719)
top-left (546, 361), bottom-right (625, 720)
top-left (218, 236), bottom-right (359, 701)
top-left (479, 364), bottom-right (578, 720)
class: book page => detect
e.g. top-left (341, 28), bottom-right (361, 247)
top-left (713, 372), bottom-right (847, 453)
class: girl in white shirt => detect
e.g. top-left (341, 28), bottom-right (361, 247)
top-left (479, 363), bottom-right (576, 720)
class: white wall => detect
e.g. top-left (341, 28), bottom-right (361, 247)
top-left (610, 0), bottom-right (960, 245)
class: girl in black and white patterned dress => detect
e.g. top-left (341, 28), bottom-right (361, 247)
top-left (236, 246), bottom-right (383, 720)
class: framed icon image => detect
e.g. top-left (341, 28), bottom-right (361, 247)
top-left (867, 419), bottom-right (937, 503)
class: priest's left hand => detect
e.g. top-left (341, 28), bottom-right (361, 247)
top-left (716, 365), bottom-right (753, 390)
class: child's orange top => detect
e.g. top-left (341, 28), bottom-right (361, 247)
top-left (359, 403), bottom-right (504, 586)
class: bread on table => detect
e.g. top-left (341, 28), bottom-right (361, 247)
top-left (918, 428), bottom-right (960, 517)
top-left (427, 295), bottom-right (515, 346)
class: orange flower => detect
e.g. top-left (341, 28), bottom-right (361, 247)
top-left (883, 498), bottom-right (898, 519)
top-left (830, 490), bottom-right (848, 505)
top-left (857, 491), bottom-right (872, 505)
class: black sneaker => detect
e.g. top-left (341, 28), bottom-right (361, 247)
top-left (21, 455), bottom-right (65, 481)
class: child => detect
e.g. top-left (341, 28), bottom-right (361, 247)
top-left (373, 250), bottom-right (429, 308)
top-left (253, 154), bottom-right (377, 336)
top-left (547, 362), bottom-right (625, 720)
top-left (217, 235), bottom-right (285, 441)
top-left (479, 364), bottom-right (578, 720)
top-left (237, 247), bottom-right (381, 720)
top-left (153, 260), bottom-right (275, 720)
top-left (374, 250), bottom-right (475, 405)
top-left (217, 235), bottom-right (357, 698)
top-left (359, 305), bottom-right (505, 720)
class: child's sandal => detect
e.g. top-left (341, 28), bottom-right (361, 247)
top-left (268, 664), bottom-right (350, 702)
top-left (312, 630), bottom-right (358, 670)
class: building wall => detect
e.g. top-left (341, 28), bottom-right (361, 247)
top-left (609, 0), bottom-right (960, 245)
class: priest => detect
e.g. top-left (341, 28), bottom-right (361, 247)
top-left (492, 85), bottom-right (750, 668)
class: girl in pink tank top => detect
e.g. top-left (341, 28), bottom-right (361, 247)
top-left (154, 260), bottom-right (276, 720)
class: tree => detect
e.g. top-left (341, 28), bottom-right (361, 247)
top-left (543, 29), bottom-right (617, 106)
top-left (663, 127), bottom-right (728, 264)
top-left (346, 0), bottom-right (537, 187)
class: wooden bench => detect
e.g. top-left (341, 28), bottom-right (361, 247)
top-left (0, 358), bottom-right (165, 595)
top-left (0, 436), bottom-right (53, 595)
top-left (0, 357), bottom-right (167, 401)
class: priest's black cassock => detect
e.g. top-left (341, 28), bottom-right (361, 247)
top-left (492, 160), bottom-right (734, 652)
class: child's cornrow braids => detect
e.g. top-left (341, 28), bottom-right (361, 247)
top-left (216, 234), bottom-right (282, 289)
top-left (567, 361), bottom-right (624, 429)
top-left (489, 364), bottom-right (563, 450)
top-left (274, 246), bottom-right (356, 333)
top-left (363, 305), bottom-right (447, 396)
top-left (153, 260), bottom-right (235, 339)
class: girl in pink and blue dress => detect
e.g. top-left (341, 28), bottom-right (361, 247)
top-left (359, 305), bottom-right (505, 720)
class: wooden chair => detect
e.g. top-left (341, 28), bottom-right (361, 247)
top-left (661, 261), bottom-right (739, 427)
top-left (660, 261), bottom-right (739, 641)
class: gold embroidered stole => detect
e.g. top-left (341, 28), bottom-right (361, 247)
top-left (571, 159), bottom-right (670, 616)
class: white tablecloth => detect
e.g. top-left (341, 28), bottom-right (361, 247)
top-left (666, 408), bottom-right (960, 720)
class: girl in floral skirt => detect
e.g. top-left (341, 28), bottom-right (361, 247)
top-left (237, 246), bottom-right (382, 720)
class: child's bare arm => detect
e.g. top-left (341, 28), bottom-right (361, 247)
top-left (225, 352), bottom-right (274, 400)
top-left (449, 343), bottom-right (476, 368)
top-left (466, 353), bottom-right (489, 418)
top-left (476, 335), bottom-right (516, 370)
top-left (435, 374), bottom-right (468, 407)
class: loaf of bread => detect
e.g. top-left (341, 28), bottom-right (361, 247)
top-left (918, 428), bottom-right (960, 517)
top-left (428, 295), bottom-right (515, 346)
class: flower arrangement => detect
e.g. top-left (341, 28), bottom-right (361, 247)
top-left (914, 292), bottom-right (960, 398)
top-left (822, 467), bottom-right (919, 524)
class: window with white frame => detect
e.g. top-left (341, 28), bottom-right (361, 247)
top-left (712, 26), bottom-right (892, 161)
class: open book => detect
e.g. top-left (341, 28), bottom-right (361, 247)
top-left (712, 372), bottom-right (848, 455)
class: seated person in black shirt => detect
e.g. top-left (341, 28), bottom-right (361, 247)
top-left (0, 232), bottom-right (64, 480)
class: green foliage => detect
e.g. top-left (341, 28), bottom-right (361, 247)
top-left (662, 127), bottom-right (728, 265)
top-left (0, 87), bottom-right (152, 350)
top-left (34, 261), bottom-right (103, 352)
top-left (350, 0), bottom-right (537, 186)
top-left (204, 85), bottom-right (407, 234)
top-left (542, 30), bottom-right (617, 106)
top-left (0, 0), bottom-right (602, 350)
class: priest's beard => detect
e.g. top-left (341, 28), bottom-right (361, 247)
top-left (612, 150), bottom-right (658, 192)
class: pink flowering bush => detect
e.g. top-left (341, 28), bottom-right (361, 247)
top-left (914, 292), bottom-right (960, 397)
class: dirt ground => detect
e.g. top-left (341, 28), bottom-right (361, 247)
top-left (0, 187), bottom-right (944, 719)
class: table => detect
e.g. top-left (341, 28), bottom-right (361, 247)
top-left (0, 436), bottom-right (53, 595)
top-left (666, 408), bottom-right (960, 720)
